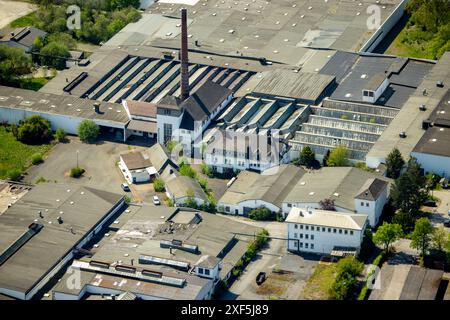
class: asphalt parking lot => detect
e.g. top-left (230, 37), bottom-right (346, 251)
top-left (426, 190), bottom-right (450, 228)
top-left (25, 138), bottom-right (142, 195)
top-left (218, 217), bottom-right (319, 300)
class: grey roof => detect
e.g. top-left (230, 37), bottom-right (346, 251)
top-left (126, 119), bottom-right (157, 133)
top-left (367, 52), bottom-right (450, 164)
top-left (250, 70), bottom-right (335, 103)
top-left (120, 151), bottom-right (152, 170)
top-left (158, 95), bottom-right (183, 111)
top-left (283, 167), bottom-right (391, 211)
top-left (427, 89), bottom-right (450, 128)
top-left (369, 265), bottom-right (443, 300)
top-left (121, 2), bottom-right (403, 66)
top-left (219, 165), bottom-right (305, 209)
top-left (164, 172), bottom-right (208, 202)
top-left (195, 255), bottom-right (220, 269)
top-left (52, 205), bottom-right (258, 299)
top-left (412, 126), bottom-right (450, 158)
top-left (147, 143), bottom-right (177, 173)
top-left (0, 27), bottom-right (47, 49)
top-left (355, 178), bottom-right (389, 201)
top-left (330, 55), bottom-right (434, 108)
top-left (0, 85), bottom-right (130, 125)
top-left (0, 184), bottom-right (123, 297)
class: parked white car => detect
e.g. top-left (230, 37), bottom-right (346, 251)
top-left (153, 195), bottom-right (161, 205)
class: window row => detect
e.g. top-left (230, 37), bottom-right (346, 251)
top-left (292, 242), bottom-right (314, 249)
top-left (293, 224), bottom-right (354, 235)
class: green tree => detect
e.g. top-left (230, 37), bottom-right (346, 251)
top-left (329, 256), bottom-right (364, 300)
top-left (179, 164), bottom-right (197, 179)
top-left (386, 148), bottom-right (405, 179)
top-left (299, 146), bottom-right (316, 168)
top-left (373, 222), bottom-right (403, 253)
top-left (107, 0), bottom-right (140, 10)
top-left (39, 42), bottom-right (70, 70)
top-left (153, 178), bottom-right (165, 192)
top-left (0, 45), bottom-right (33, 82)
top-left (54, 128), bottom-right (67, 142)
top-left (410, 217), bottom-right (434, 261)
top-left (432, 225), bottom-right (448, 252)
top-left (46, 32), bottom-right (77, 50)
top-left (17, 115), bottom-right (52, 144)
top-left (327, 145), bottom-right (349, 167)
top-left (77, 120), bottom-right (99, 143)
top-left (391, 158), bottom-right (428, 215)
top-left (249, 207), bottom-right (272, 221)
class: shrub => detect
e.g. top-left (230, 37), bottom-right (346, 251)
top-left (327, 145), bottom-right (349, 167)
top-left (54, 128), bottom-right (67, 142)
top-left (77, 120), bottom-right (99, 143)
top-left (70, 166), bottom-right (85, 178)
top-left (198, 178), bottom-right (209, 191)
top-left (329, 256), bottom-right (364, 300)
top-left (179, 164), bottom-right (197, 179)
top-left (249, 207), bottom-right (273, 221)
top-left (7, 169), bottom-right (22, 181)
top-left (153, 178), bottom-right (165, 192)
top-left (31, 153), bottom-right (43, 165)
top-left (200, 163), bottom-right (214, 178)
top-left (124, 195), bottom-right (131, 205)
top-left (16, 115), bottom-right (52, 144)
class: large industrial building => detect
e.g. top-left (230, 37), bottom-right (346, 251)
top-left (0, 183), bottom-right (125, 300)
top-left (51, 205), bottom-right (258, 300)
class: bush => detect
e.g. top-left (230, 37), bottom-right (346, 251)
top-left (6, 169), bottom-right (22, 181)
top-left (153, 178), bottom-right (165, 192)
top-left (327, 145), bottom-right (350, 167)
top-left (179, 164), bottom-right (197, 179)
top-left (198, 178), bottom-right (209, 191)
top-left (248, 207), bottom-right (273, 221)
top-left (54, 128), bottom-right (67, 142)
top-left (200, 163), bottom-right (214, 178)
top-left (70, 166), bottom-right (85, 178)
top-left (77, 120), bottom-right (99, 143)
top-left (31, 153), bottom-right (43, 165)
top-left (16, 115), bottom-right (52, 144)
top-left (329, 256), bottom-right (364, 300)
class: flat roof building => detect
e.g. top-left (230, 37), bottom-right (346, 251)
top-left (51, 205), bottom-right (258, 300)
top-left (0, 184), bottom-right (124, 300)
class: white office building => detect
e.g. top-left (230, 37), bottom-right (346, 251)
top-left (286, 207), bottom-right (368, 255)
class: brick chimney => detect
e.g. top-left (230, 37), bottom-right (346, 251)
top-left (180, 8), bottom-right (190, 101)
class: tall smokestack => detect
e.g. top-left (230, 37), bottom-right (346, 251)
top-left (180, 8), bottom-right (190, 101)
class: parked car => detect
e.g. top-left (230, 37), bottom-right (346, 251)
top-left (256, 272), bottom-right (266, 285)
top-left (444, 220), bottom-right (450, 228)
top-left (121, 183), bottom-right (130, 192)
top-left (424, 200), bottom-right (437, 207)
top-left (153, 195), bottom-right (161, 205)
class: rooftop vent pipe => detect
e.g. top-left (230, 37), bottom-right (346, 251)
top-left (94, 102), bottom-right (100, 113)
top-left (180, 8), bottom-right (190, 101)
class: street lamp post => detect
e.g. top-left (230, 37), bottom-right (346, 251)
top-left (76, 150), bottom-right (79, 168)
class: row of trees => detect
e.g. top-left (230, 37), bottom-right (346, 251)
top-left (29, 3), bottom-right (141, 45)
top-left (373, 219), bottom-right (450, 264)
top-left (10, 115), bottom-right (99, 145)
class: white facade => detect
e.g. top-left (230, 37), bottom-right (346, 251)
top-left (362, 78), bottom-right (390, 103)
top-left (354, 188), bottom-right (388, 227)
top-left (0, 107), bottom-right (126, 140)
top-left (119, 157), bottom-right (151, 184)
top-left (411, 152), bottom-right (450, 179)
top-left (218, 199), bottom-right (280, 216)
top-left (286, 208), bottom-right (367, 255)
top-left (157, 111), bottom-right (182, 145)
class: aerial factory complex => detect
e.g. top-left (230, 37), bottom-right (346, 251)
top-left (0, 0), bottom-right (450, 302)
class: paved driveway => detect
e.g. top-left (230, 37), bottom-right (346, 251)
top-left (218, 216), bottom-right (318, 300)
top-left (0, 0), bottom-right (36, 29)
top-left (25, 138), bottom-right (142, 195)
top-left (427, 190), bottom-right (450, 229)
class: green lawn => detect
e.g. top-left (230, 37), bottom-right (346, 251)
top-left (9, 12), bottom-right (38, 28)
top-left (5, 77), bottom-right (53, 91)
top-left (0, 126), bottom-right (53, 179)
top-left (301, 264), bottom-right (336, 300)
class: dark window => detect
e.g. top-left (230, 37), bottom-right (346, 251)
top-left (333, 229), bottom-right (337, 233)
top-left (350, 231), bottom-right (354, 235)
top-left (204, 269), bottom-right (210, 276)
top-left (339, 229), bottom-right (342, 234)
top-left (311, 235), bottom-right (314, 240)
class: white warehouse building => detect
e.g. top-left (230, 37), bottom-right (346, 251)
top-left (286, 207), bottom-right (368, 255)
